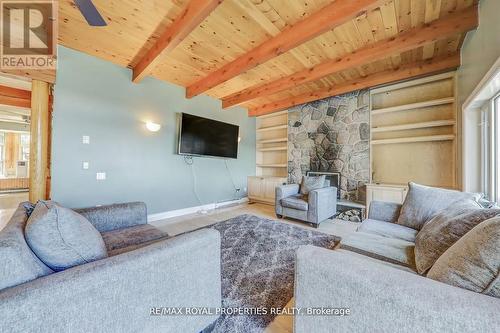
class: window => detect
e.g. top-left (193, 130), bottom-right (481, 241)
top-left (19, 134), bottom-right (30, 161)
top-left (481, 94), bottom-right (500, 203)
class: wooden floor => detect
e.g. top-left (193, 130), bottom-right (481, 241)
top-left (151, 202), bottom-right (359, 333)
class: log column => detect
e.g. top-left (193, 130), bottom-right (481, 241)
top-left (29, 80), bottom-right (50, 202)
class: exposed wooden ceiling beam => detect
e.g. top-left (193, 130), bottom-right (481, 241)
top-left (186, 0), bottom-right (384, 98)
top-left (224, 6), bottom-right (477, 109)
top-left (0, 84), bottom-right (31, 108)
top-left (1, 69), bottom-right (55, 84)
top-left (248, 54), bottom-right (460, 117)
top-left (132, 0), bottom-right (223, 83)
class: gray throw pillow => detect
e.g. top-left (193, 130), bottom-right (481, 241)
top-left (397, 182), bottom-right (482, 230)
top-left (25, 201), bottom-right (108, 271)
top-left (0, 204), bottom-right (53, 291)
top-left (300, 175), bottom-right (326, 196)
top-left (427, 216), bottom-right (500, 297)
top-left (415, 200), bottom-right (498, 274)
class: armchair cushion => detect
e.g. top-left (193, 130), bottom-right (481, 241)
top-left (397, 182), bottom-right (482, 230)
top-left (281, 195), bottom-right (308, 211)
top-left (25, 201), bottom-right (108, 271)
top-left (300, 175), bottom-right (326, 196)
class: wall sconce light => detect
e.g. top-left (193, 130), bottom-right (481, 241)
top-left (145, 121), bottom-right (161, 132)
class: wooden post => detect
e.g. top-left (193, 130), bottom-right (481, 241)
top-left (29, 80), bottom-right (49, 202)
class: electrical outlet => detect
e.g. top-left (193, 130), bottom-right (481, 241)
top-left (96, 172), bottom-right (106, 180)
top-left (82, 162), bottom-right (89, 170)
top-left (82, 135), bottom-right (90, 144)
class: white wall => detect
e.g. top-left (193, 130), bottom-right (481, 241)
top-left (458, 0), bottom-right (500, 192)
top-left (457, 0), bottom-right (500, 106)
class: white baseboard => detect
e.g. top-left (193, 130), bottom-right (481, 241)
top-left (147, 197), bottom-right (249, 223)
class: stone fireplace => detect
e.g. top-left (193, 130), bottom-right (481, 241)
top-left (287, 90), bottom-right (370, 203)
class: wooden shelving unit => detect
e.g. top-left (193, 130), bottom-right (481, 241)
top-left (371, 134), bottom-right (455, 145)
top-left (369, 72), bottom-right (458, 189)
top-left (372, 120), bottom-right (456, 133)
top-left (248, 110), bottom-right (288, 205)
top-left (256, 124), bottom-right (288, 132)
top-left (259, 138), bottom-right (288, 144)
top-left (371, 97), bottom-right (455, 115)
top-left (258, 147), bottom-right (288, 152)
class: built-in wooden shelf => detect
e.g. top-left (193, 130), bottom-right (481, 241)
top-left (257, 164), bottom-right (287, 168)
top-left (258, 147), bottom-right (287, 152)
top-left (371, 134), bottom-right (455, 145)
top-left (372, 120), bottom-right (456, 133)
top-left (258, 137), bottom-right (288, 144)
top-left (371, 97), bottom-right (455, 115)
top-left (256, 124), bottom-right (288, 132)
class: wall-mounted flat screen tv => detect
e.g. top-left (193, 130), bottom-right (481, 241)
top-left (178, 113), bottom-right (239, 159)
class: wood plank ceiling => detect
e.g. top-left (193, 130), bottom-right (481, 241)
top-left (58, 0), bottom-right (478, 116)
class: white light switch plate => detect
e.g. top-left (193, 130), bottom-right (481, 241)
top-left (96, 172), bottom-right (106, 180)
top-left (82, 136), bottom-right (90, 144)
top-left (82, 162), bottom-right (89, 170)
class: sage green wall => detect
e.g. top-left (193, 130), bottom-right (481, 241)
top-left (457, 0), bottom-right (499, 191)
top-left (52, 46), bottom-right (256, 214)
top-left (457, 0), bottom-right (500, 106)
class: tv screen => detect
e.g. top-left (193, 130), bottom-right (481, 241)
top-left (178, 113), bottom-right (239, 159)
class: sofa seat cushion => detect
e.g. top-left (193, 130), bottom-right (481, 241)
top-left (340, 232), bottom-right (416, 270)
top-left (358, 219), bottom-right (418, 242)
top-left (0, 204), bottom-right (53, 291)
top-left (25, 201), bottom-right (108, 271)
top-left (397, 182), bottom-right (482, 230)
top-left (335, 249), bottom-right (417, 274)
top-left (101, 224), bottom-right (169, 256)
top-left (281, 195), bottom-right (308, 211)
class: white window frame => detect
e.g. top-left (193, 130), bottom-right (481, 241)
top-left (481, 93), bottom-right (500, 203)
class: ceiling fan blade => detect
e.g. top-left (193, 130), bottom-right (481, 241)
top-left (73, 0), bottom-right (107, 26)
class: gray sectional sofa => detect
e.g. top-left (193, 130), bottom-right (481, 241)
top-left (0, 202), bottom-right (221, 333)
top-left (294, 186), bottom-right (500, 332)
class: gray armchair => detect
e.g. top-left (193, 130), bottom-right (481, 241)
top-left (275, 184), bottom-right (337, 227)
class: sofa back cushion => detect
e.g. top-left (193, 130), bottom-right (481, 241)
top-left (0, 203), bottom-right (53, 291)
top-left (397, 182), bottom-right (481, 230)
top-left (25, 201), bottom-right (108, 271)
top-left (427, 216), bottom-right (500, 297)
top-left (300, 175), bottom-right (326, 196)
top-left (415, 200), bottom-right (498, 274)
